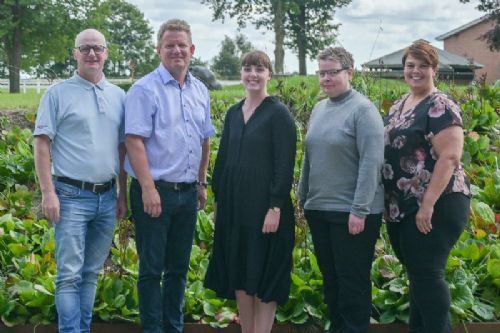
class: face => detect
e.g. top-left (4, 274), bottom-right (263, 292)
top-left (318, 59), bottom-right (352, 98)
top-left (73, 30), bottom-right (108, 83)
top-left (240, 64), bottom-right (271, 93)
top-left (403, 55), bottom-right (436, 93)
top-left (157, 30), bottom-right (195, 76)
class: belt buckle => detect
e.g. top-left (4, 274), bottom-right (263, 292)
top-left (173, 183), bottom-right (180, 191)
top-left (92, 183), bottom-right (105, 192)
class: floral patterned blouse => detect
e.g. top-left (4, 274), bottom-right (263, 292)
top-left (383, 91), bottom-right (470, 223)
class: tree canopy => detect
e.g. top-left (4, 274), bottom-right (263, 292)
top-left (0, 0), bottom-right (84, 92)
top-left (212, 34), bottom-right (253, 79)
top-left (201, 0), bottom-right (351, 75)
top-left (0, 0), bottom-right (157, 92)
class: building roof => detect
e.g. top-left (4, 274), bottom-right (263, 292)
top-left (362, 40), bottom-right (483, 70)
top-left (436, 14), bottom-right (491, 41)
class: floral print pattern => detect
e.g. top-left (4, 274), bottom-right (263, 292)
top-left (383, 91), bottom-right (470, 222)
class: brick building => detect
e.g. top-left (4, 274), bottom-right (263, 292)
top-left (436, 15), bottom-right (499, 84)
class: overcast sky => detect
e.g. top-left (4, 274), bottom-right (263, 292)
top-left (127, 0), bottom-right (484, 74)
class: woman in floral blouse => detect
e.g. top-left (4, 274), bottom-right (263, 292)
top-left (383, 41), bottom-right (471, 333)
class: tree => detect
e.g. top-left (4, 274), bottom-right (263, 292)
top-left (0, 0), bottom-right (85, 93)
top-left (201, 0), bottom-right (350, 75)
top-left (212, 34), bottom-right (254, 79)
top-left (85, 0), bottom-right (156, 77)
top-left (285, 0), bottom-right (350, 75)
top-left (460, 0), bottom-right (500, 51)
top-left (201, 0), bottom-right (287, 74)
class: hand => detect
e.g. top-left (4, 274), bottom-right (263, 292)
top-left (262, 209), bottom-right (280, 233)
top-left (416, 204), bottom-right (434, 234)
top-left (197, 185), bottom-right (207, 210)
top-left (348, 213), bottom-right (365, 235)
top-left (142, 186), bottom-right (161, 218)
top-left (116, 191), bottom-right (128, 220)
top-left (42, 191), bottom-right (60, 223)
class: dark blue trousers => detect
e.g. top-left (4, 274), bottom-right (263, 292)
top-left (130, 179), bottom-right (198, 333)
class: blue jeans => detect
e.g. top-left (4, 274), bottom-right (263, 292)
top-left (130, 179), bottom-right (198, 333)
top-left (54, 181), bottom-right (117, 333)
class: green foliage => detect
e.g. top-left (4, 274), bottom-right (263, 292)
top-left (87, 0), bottom-right (157, 78)
top-left (211, 34), bottom-right (253, 80)
top-left (0, 77), bottom-right (498, 327)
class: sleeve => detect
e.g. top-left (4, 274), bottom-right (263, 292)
top-left (351, 103), bottom-right (385, 218)
top-left (297, 147), bottom-right (310, 208)
top-left (427, 93), bottom-right (463, 136)
top-left (124, 85), bottom-right (156, 138)
top-left (211, 108), bottom-right (232, 201)
top-left (33, 87), bottom-right (58, 139)
top-left (269, 104), bottom-right (297, 209)
top-left (202, 87), bottom-right (216, 139)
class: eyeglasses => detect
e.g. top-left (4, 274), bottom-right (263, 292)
top-left (317, 68), bottom-right (349, 77)
top-left (76, 44), bottom-right (106, 55)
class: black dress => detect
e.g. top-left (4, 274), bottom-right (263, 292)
top-left (204, 96), bottom-right (297, 304)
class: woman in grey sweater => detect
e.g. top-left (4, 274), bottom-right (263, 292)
top-left (298, 47), bottom-right (384, 333)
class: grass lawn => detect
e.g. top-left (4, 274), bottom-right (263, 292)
top-left (0, 88), bottom-right (45, 110)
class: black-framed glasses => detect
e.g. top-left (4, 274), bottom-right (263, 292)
top-left (76, 44), bottom-right (106, 55)
top-left (317, 67), bottom-right (349, 77)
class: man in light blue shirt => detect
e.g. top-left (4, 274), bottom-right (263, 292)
top-left (125, 19), bottom-right (215, 333)
top-left (34, 29), bottom-right (127, 333)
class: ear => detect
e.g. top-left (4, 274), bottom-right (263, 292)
top-left (72, 48), bottom-right (78, 60)
top-left (190, 44), bottom-right (195, 56)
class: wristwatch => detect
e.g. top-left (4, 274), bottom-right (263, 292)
top-left (271, 207), bottom-right (281, 213)
top-left (197, 181), bottom-right (208, 188)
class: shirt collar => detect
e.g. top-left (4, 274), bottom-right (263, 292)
top-left (157, 64), bottom-right (193, 86)
top-left (72, 72), bottom-right (108, 90)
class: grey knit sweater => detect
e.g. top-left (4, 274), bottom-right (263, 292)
top-left (298, 89), bottom-right (384, 218)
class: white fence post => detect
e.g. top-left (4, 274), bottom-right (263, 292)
top-left (36, 79), bottom-right (41, 94)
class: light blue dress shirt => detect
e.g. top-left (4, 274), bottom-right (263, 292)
top-left (34, 74), bottom-right (125, 183)
top-left (124, 64), bottom-right (215, 183)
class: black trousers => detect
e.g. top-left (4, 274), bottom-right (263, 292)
top-left (305, 211), bottom-right (382, 333)
top-left (387, 193), bottom-right (470, 333)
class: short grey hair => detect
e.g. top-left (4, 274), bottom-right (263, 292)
top-left (75, 29), bottom-right (107, 47)
top-left (157, 19), bottom-right (192, 47)
top-left (317, 47), bottom-right (354, 68)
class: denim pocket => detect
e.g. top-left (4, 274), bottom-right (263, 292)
top-left (55, 182), bottom-right (81, 198)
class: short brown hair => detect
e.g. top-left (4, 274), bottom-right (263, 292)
top-left (157, 19), bottom-right (192, 47)
top-left (240, 50), bottom-right (273, 75)
top-left (402, 42), bottom-right (439, 69)
top-left (317, 47), bottom-right (354, 68)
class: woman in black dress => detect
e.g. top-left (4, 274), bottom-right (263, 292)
top-left (204, 50), bottom-right (296, 333)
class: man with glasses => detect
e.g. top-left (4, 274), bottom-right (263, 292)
top-left (34, 29), bottom-right (127, 333)
top-left (124, 19), bottom-right (214, 333)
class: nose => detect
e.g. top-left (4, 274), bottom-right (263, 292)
top-left (171, 45), bottom-right (181, 53)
